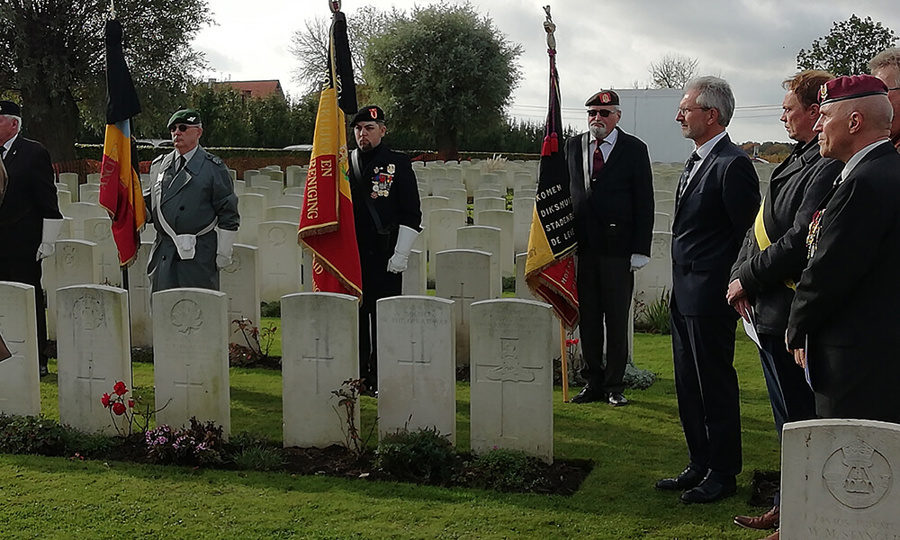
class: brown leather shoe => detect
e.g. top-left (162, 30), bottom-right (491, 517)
top-left (761, 530), bottom-right (779, 540)
top-left (734, 505), bottom-right (779, 530)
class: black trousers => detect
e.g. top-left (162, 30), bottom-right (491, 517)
top-left (0, 254), bottom-right (48, 368)
top-left (670, 295), bottom-right (742, 480)
top-left (757, 332), bottom-right (817, 438)
top-left (576, 251), bottom-right (632, 394)
top-left (358, 249), bottom-right (402, 388)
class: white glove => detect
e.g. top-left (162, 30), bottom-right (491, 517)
top-left (387, 225), bottom-right (421, 274)
top-left (630, 253), bottom-right (650, 272)
top-left (216, 227), bottom-right (238, 269)
top-left (36, 218), bottom-right (64, 261)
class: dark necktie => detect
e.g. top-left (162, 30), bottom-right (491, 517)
top-left (175, 156), bottom-right (186, 174)
top-left (676, 151), bottom-right (701, 201)
top-left (591, 140), bottom-right (604, 182)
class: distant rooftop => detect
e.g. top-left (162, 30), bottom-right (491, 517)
top-left (210, 79), bottom-right (285, 100)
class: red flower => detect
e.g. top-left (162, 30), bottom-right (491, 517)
top-left (101, 393), bottom-right (111, 408)
top-left (112, 402), bottom-right (127, 416)
top-left (127, 399), bottom-right (135, 409)
top-left (113, 381), bottom-right (128, 396)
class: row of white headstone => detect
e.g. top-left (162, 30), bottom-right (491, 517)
top-left (0, 282), bottom-right (555, 463)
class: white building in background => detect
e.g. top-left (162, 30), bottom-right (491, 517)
top-left (614, 88), bottom-right (692, 164)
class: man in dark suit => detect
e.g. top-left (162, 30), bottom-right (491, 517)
top-left (145, 109), bottom-right (240, 294)
top-left (0, 100), bottom-right (64, 377)
top-left (348, 106), bottom-right (422, 392)
top-left (656, 77), bottom-right (759, 504)
top-left (727, 70), bottom-right (841, 539)
top-left (788, 75), bottom-right (900, 424)
top-left (566, 90), bottom-right (654, 406)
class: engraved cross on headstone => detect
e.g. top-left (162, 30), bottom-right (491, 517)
top-left (449, 282), bottom-right (475, 325)
top-left (397, 338), bottom-right (430, 399)
top-left (302, 337), bottom-right (334, 395)
top-left (75, 352), bottom-right (107, 413)
top-left (480, 337), bottom-right (543, 439)
top-left (173, 361), bottom-right (205, 412)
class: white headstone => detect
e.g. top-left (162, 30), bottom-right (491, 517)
top-left (61, 202), bottom-right (106, 239)
top-left (238, 193), bottom-right (266, 246)
top-left (265, 205), bottom-right (301, 225)
top-left (58, 172), bottom-right (80, 201)
top-left (57, 285), bottom-right (132, 435)
top-left (271, 193), bottom-right (304, 209)
top-left (781, 419), bottom-right (900, 540)
top-left (434, 187), bottom-right (467, 212)
top-left (281, 292), bottom-right (358, 448)
top-left (129, 242), bottom-right (154, 348)
top-left (242, 169), bottom-right (259, 182)
top-left (633, 231), bottom-right (672, 307)
top-left (477, 210), bottom-right (515, 278)
top-left (401, 249), bottom-right (426, 296)
top-left (426, 208), bottom-right (466, 281)
top-left (456, 226), bottom-right (502, 298)
top-left (55, 240), bottom-right (100, 287)
top-left (86, 173), bottom-right (101, 184)
top-left (83, 217), bottom-right (120, 286)
top-left (435, 249), bottom-right (492, 366)
top-left (377, 296), bottom-right (456, 443)
top-left (258, 221), bottom-right (302, 302)
top-left (469, 299), bottom-right (554, 463)
top-left (0, 282), bottom-right (40, 416)
top-left (286, 165), bottom-right (305, 188)
top-left (220, 244), bottom-right (261, 346)
top-left (512, 198), bottom-right (535, 255)
top-left (152, 288), bottom-right (231, 435)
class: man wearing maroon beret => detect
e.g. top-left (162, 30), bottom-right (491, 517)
top-left (787, 75), bottom-right (900, 423)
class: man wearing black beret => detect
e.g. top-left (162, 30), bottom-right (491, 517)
top-left (566, 90), bottom-right (654, 407)
top-left (144, 108), bottom-right (239, 293)
top-left (348, 105), bottom-right (422, 392)
top-left (0, 100), bottom-right (64, 377)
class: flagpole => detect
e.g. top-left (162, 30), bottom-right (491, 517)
top-left (560, 321), bottom-right (569, 402)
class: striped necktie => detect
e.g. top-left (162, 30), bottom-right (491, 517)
top-left (676, 152), bottom-right (700, 201)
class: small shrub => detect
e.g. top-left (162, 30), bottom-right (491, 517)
top-left (375, 427), bottom-right (459, 485)
top-left (331, 378), bottom-right (374, 457)
top-left (260, 301), bottom-right (281, 318)
top-left (635, 289), bottom-right (671, 334)
top-left (501, 276), bottom-right (516, 293)
top-left (465, 449), bottom-right (551, 492)
top-left (228, 433), bottom-right (284, 471)
top-left (229, 318), bottom-right (280, 368)
top-left (0, 415), bottom-right (69, 456)
top-left (145, 417), bottom-right (227, 467)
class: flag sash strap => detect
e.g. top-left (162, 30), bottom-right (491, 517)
top-left (752, 197), bottom-right (796, 290)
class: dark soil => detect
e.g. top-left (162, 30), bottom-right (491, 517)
top-left (92, 440), bottom-right (592, 496)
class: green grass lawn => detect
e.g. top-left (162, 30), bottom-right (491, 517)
top-left (2, 325), bottom-right (779, 539)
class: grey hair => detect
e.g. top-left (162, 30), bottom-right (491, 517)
top-left (869, 48), bottom-right (900, 86)
top-left (2, 115), bottom-right (22, 132)
top-left (685, 76), bottom-right (735, 127)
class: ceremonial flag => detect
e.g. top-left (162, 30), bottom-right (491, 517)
top-left (525, 36), bottom-right (579, 330)
top-left (98, 18), bottom-right (145, 267)
top-left (297, 5), bottom-right (362, 298)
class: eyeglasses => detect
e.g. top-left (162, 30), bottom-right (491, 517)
top-left (678, 106), bottom-right (711, 116)
top-left (169, 124), bottom-right (196, 133)
top-left (889, 87), bottom-right (900, 92)
top-left (587, 109), bottom-right (616, 118)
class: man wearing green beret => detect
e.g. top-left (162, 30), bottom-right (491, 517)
top-left (144, 108), bottom-right (240, 293)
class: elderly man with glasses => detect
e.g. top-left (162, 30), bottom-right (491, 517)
top-left (144, 108), bottom-right (239, 293)
top-left (566, 89), bottom-right (654, 407)
top-left (869, 48), bottom-right (900, 152)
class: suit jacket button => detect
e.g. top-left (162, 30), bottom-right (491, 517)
top-left (179, 206), bottom-right (185, 211)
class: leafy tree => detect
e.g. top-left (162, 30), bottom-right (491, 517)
top-left (363, 3), bottom-right (522, 160)
top-left (797, 14), bottom-right (897, 76)
top-left (649, 54), bottom-right (698, 89)
top-left (0, 0), bottom-right (211, 161)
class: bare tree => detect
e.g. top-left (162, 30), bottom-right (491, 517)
top-left (649, 54), bottom-right (699, 89)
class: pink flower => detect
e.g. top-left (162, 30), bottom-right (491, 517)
top-left (112, 402), bottom-right (127, 416)
top-left (101, 393), bottom-right (111, 408)
top-left (113, 381), bottom-right (128, 396)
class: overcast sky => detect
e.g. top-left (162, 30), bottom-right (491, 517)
top-left (194, 0), bottom-right (900, 144)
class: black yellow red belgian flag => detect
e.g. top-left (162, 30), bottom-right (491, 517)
top-left (297, 5), bottom-right (363, 299)
top-left (98, 19), bottom-right (145, 267)
top-left (525, 40), bottom-right (579, 330)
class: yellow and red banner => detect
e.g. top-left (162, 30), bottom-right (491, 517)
top-left (98, 19), bottom-right (144, 267)
top-left (297, 7), bottom-right (362, 299)
top-left (525, 45), bottom-right (579, 330)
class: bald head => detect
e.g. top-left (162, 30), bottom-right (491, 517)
top-left (814, 94), bottom-right (893, 162)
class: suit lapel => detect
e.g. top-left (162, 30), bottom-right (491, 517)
top-left (4, 136), bottom-right (23, 167)
top-left (163, 147), bottom-right (205, 204)
top-left (674, 135), bottom-right (730, 220)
